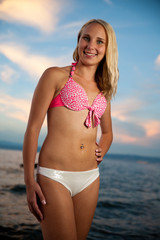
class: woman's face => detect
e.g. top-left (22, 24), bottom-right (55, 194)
top-left (78, 23), bottom-right (107, 66)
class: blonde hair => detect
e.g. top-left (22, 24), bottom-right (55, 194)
top-left (73, 19), bottom-right (119, 100)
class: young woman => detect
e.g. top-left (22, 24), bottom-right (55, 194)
top-left (23, 19), bottom-right (119, 240)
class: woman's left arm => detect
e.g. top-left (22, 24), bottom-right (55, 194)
top-left (96, 101), bottom-right (113, 163)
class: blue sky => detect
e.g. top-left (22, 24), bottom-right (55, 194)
top-left (0, 0), bottom-right (160, 157)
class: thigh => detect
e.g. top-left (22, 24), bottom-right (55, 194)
top-left (37, 174), bottom-right (77, 240)
top-left (72, 176), bottom-right (100, 240)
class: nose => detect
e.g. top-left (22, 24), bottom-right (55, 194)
top-left (86, 40), bottom-right (95, 50)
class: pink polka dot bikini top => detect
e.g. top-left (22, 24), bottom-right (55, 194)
top-left (49, 62), bottom-right (107, 128)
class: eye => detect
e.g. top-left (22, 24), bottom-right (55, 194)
top-left (83, 36), bottom-right (90, 42)
top-left (97, 40), bottom-right (104, 45)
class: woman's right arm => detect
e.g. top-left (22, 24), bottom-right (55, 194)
top-left (23, 67), bottom-right (59, 221)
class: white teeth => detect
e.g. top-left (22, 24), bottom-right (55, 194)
top-left (85, 52), bottom-right (96, 56)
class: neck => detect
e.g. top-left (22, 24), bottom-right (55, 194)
top-left (75, 61), bottom-right (98, 82)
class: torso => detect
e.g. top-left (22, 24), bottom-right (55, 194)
top-left (38, 64), bottom-right (106, 171)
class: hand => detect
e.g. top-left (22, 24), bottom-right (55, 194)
top-left (26, 180), bottom-right (46, 222)
top-left (95, 142), bottom-right (103, 164)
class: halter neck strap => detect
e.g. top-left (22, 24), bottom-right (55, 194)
top-left (70, 62), bottom-right (78, 78)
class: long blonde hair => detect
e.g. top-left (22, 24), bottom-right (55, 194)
top-left (73, 19), bottom-right (119, 100)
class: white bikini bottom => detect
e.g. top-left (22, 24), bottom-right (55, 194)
top-left (37, 165), bottom-right (99, 197)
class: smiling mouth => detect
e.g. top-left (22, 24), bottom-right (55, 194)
top-left (83, 51), bottom-right (97, 56)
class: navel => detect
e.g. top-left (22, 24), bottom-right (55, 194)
top-left (80, 144), bottom-right (84, 149)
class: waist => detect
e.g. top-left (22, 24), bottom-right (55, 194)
top-left (39, 137), bottom-right (98, 171)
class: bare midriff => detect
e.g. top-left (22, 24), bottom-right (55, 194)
top-left (38, 106), bottom-right (98, 171)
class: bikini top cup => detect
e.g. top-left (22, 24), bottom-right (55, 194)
top-left (49, 62), bottom-right (107, 128)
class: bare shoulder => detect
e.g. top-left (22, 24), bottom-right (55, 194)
top-left (40, 65), bottom-right (71, 89)
top-left (43, 66), bottom-right (70, 79)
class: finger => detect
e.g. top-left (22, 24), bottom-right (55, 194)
top-left (28, 201), bottom-right (43, 221)
top-left (96, 158), bottom-right (103, 164)
top-left (34, 204), bottom-right (43, 221)
top-left (28, 203), bottom-right (41, 222)
top-left (31, 202), bottom-right (44, 222)
top-left (27, 195), bottom-right (44, 221)
top-left (95, 148), bottom-right (102, 153)
top-left (96, 152), bottom-right (102, 157)
top-left (97, 157), bottom-right (103, 161)
top-left (36, 184), bottom-right (46, 205)
top-left (97, 156), bottom-right (103, 161)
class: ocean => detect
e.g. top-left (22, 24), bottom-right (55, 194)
top-left (0, 149), bottom-right (160, 240)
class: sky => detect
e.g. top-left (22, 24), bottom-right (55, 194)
top-left (0, 0), bottom-right (160, 157)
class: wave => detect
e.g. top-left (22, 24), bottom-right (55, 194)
top-left (0, 225), bottom-right (42, 240)
top-left (98, 199), bottom-right (132, 209)
top-left (2, 184), bottom-right (26, 195)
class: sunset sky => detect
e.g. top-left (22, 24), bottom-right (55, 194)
top-left (0, 0), bottom-right (160, 157)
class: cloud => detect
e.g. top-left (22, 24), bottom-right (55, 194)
top-left (104, 0), bottom-right (112, 5)
top-left (111, 98), bottom-right (160, 147)
top-left (112, 118), bottom-right (143, 145)
top-left (0, 65), bottom-right (18, 84)
top-left (112, 118), bottom-right (160, 147)
top-left (0, 92), bottom-right (30, 122)
top-left (0, 92), bottom-right (47, 127)
top-left (62, 21), bottom-right (84, 30)
top-left (98, 96), bottom-right (160, 148)
top-left (114, 133), bottom-right (138, 144)
top-left (155, 54), bottom-right (160, 70)
top-left (57, 20), bottom-right (84, 37)
top-left (0, 42), bottom-right (72, 80)
top-left (111, 98), bottom-right (144, 121)
top-left (142, 120), bottom-right (160, 137)
top-left (0, 0), bottom-right (63, 33)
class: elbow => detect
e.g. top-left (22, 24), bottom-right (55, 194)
top-left (23, 126), bottom-right (39, 144)
top-left (25, 125), bottom-right (40, 136)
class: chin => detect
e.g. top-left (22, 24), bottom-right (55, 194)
top-left (80, 57), bottom-right (102, 66)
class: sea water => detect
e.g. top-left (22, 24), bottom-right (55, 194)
top-left (0, 149), bottom-right (160, 240)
